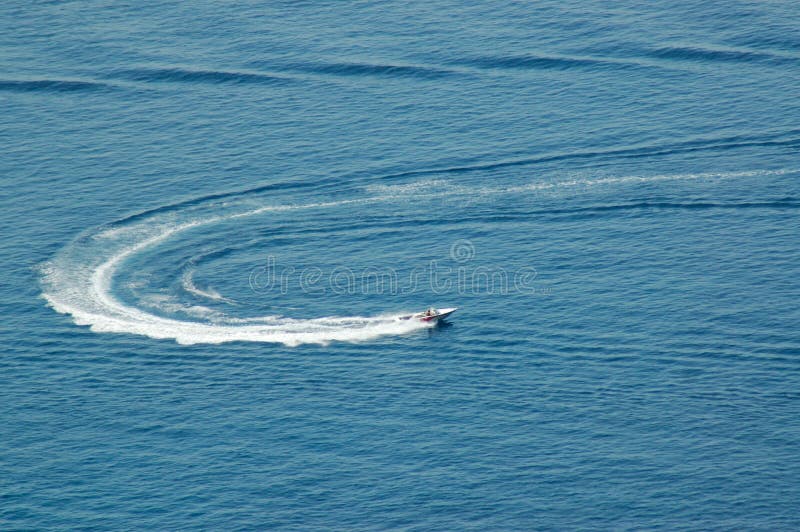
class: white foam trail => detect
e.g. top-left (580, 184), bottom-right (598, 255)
top-left (181, 268), bottom-right (231, 303)
top-left (42, 203), bottom-right (433, 346)
top-left (498, 168), bottom-right (790, 194)
top-left (140, 293), bottom-right (219, 319)
top-left (41, 168), bottom-right (791, 346)
top-left (365, 169), bottom-right (791, 198)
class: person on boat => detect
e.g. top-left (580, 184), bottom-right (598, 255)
top-left (426, 308), bottom-right (436, 317)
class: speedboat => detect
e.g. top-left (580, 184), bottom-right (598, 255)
top-left (400, 307), bottom-right (458, 322)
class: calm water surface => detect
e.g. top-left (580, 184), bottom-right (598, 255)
top-left (2, 1), bottom-right (800, 529)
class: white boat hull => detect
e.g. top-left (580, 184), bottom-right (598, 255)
top-left (400, 307), bottom-right (457, 322)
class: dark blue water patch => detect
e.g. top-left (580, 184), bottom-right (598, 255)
top-left (104, 180), bottom-right (317, 229)
top-left (531, 198), bottom-right (800, 220)
top-left (184, 247), bottom-right (239, 266)
top-left (171, 203), bottom-right (672, 267)
top-left (248, 59), bottom-right (460, 80)
top-left (733, 34), bottom-right (800, 54)
top-left (643, 45), bottom-right (799, 65)
top-left (451, 53), bottom-right (647, 72)
top-left (0, 78), bottom-right (113, 93)
top-left (88, 129), bottom-right (800, 235)
top-left (106, 67), bottom-right (294, 86)
top-left (377, 129), bottom-right (800, 181)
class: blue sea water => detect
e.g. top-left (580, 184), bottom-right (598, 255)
top-left (2, 1), bottom-right (800, 529)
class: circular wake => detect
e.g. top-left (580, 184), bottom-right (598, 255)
top-left (40, 195), bottom-right (435, 346)
top-left (41, 168), bottom-right (791, 346)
